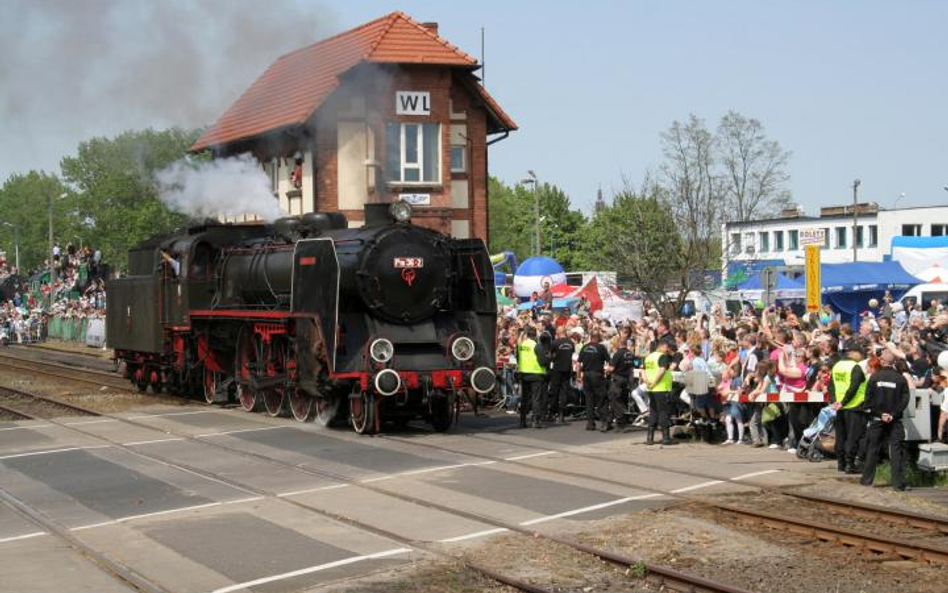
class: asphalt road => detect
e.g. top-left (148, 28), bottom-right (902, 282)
top-left (0, 406), bottom-right (824, 593)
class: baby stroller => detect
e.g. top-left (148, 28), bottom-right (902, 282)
top-left (796, 406), bottom-right (837, 462)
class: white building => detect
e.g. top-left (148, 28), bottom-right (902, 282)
top-left (721, 203), bottom-right (948, 279)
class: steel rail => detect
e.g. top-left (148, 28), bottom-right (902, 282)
top-left (715, 502), bottom-right (948, 564)
top-left (0, 387), bottom-right (755, 593)
top-left (0, 385), bottom-right (100, 417)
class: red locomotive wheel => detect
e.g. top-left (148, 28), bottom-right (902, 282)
top-left (350, 391), bottom-right (377, 435)
top-left (235, 331), bottom-right (262, 413)
top-left (263, 341), bottom-right (287, 417)
top-left (288, 389), bottom-right (314, 422)
top-left (203, 368), bottom-right (220, 404)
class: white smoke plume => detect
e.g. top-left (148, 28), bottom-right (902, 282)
top-left (156, 154), bottom-right (285, 222)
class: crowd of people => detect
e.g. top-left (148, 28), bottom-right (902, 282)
top-left (496, 288), bottom-right (948, 491)
top-left (0, 245), bottom-right (106, 344)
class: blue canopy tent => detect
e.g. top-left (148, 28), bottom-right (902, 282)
top-left (820, 261), bottom-right (920, 326)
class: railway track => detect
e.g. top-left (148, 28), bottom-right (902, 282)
top-left (0, 350), bottom-right (125, 386)
top-left (0, 387), bottom-right (751, 593)
top-left (0, 386), bottom-right (99, 418)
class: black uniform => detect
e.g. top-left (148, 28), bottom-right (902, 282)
top-left (548, 337), bottom-right (575, 419)
top-left (579, 342), bottom-right (609, 429)
top-left (602, 346), bottom-right (635, 429)
top-left (860, 368), bottom-right (910, 489)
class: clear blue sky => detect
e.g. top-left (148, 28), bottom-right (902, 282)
top-left (2, 1), bottom-right (946, 216)
top-left (338, 0), bottom-right (948, 213)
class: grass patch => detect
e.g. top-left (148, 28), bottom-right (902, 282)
top-left (874, 462), bottom-right (948, 488)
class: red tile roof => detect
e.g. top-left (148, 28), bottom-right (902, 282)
top-left (192, 11), bottom-right (515, 151)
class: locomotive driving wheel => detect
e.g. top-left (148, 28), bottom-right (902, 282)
top-left (349, 390), bottom-right (377, 435)
top-left (235, 330), bottom-right (262, 413)
top-left (314, 395), bottom-right (343, 427)
top-left (262, 340), bottom-right (287, 418)
top-left (203, 367), bottom-right (222, 404)
top-left (288, 389), bottom-right (314, 422)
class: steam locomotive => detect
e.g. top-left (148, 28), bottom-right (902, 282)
top-left (106, 201), bottom-right (496, 434)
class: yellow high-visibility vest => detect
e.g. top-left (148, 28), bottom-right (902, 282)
top-left (831, 359), bottom-right (867, 409)
top-left (644, 351), bottom-right (672, 392)
top-left (518, 338), bottom-right (546, 375)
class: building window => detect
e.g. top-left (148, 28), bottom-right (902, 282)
top-left (773, 230), bottom-right (784, 251)
top-left (730, 233), bottom-right (742, 255)
top-left (450, 145), bottom-right (466, 173)
top-left (932, 224), bottom-right (948, 237)
top-left (902, 224), bottom-right (922, 237)
top-left (385, 122), bottom-right (441, 184)
top-left (823, 227), bottom-right (831, 249)
top-left (788, 230), bottom-right (799, 251)
top-left (759, 231), bottom-right (770, 253)
top-left (869, 225), bottom-right (878, 247)
top-left (855, 225), bottom-right (864, 248)
top-left (744, 233), bottom-right (754, 254)
top-left (835, 227), bottom-right (847, 249)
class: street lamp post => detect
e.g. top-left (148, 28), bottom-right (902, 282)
top-left (520, 171), bottom-right (540, 256)
top-left (852, 179), bottom-right (860, 262)
top-left (1, 222), bottom-right (18, 271)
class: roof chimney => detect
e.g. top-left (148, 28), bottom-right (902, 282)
top-left (421, 22), bottom-right (439, 35)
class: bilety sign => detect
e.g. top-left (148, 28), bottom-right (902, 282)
top-left (399, 193), bottom-right (430, 206)
top-left (805, 244), bottom-right (821, 312)
top-left (799, 228), bottom-right (825, 247)
top-left (395, 91), bottom-right (431, 115)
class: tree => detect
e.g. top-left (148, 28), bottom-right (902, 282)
top-left (717, 110), bottom-right (791, 223)
top-left (581, 183), bottom-right (682, 302)
top-left (660, 115), bottom-right (723, 309)
top-left (0, 171), bottom-right (71, 272)
top-left (487, 177), bottom-right (588, 269)
top-left (59, 128), bottom-right (200, 269)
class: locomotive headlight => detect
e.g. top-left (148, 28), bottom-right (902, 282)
top-left (389, 200), bottom-right (412, 222)
top-left (470, 367), bottom-right (496, 394)
top-left (369, 338), bottom-right (394, 363)
top-left (451, 336), bottom-right (476, 362)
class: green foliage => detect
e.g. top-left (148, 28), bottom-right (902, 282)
top-left (488, 176), bottom-right (589, 269)
top-left (59, 128), bottom-right (202, 269)
top-left (582, 190), bottom-right (683, 301)
top-left (0, 171), bottom-right (71, 272)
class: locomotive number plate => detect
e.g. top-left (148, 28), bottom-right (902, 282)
top-left (393, 257), bottom-right (424, 269)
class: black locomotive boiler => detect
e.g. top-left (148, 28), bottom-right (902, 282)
top-left (106, 201), bottom-right (497, 434)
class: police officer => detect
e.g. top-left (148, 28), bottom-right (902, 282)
top-left (860, 349), bottom-right (910, 490)
top-left (602, 334), bottom-right (635, 432)
top-left (829, 341), bottom-right (868, 473)
top-left (644, 339), bottom-right (675, 445)
top-left (548, 326), bottom-right (575, 424)
top-left (578, 330), bottom-right (609, 431)
top-left (517, 326), bottom-right (548, 429)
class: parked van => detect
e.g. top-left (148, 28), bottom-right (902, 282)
top-left (899, 283), bottom-right (948, 310)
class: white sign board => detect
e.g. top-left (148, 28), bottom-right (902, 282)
top-left (399, 193), bottom-right (430, 205)
top-left (799, 229), bottom-right (825, 247)
top-left (395, 91), bottom-right (431, 115)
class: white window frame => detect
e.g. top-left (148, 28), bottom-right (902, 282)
top-left (788, 230), bottom-right (799, 251)
top-left (835, 226), bottom-right (847, 249)
top-left (868, 225), bottom-right (878, 247)
top-left (390, 122), bottom-right (441, 185)
top-left (450, 145), bottom-right (466, 173)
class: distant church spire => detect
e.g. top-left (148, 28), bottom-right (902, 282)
top-left (594, 184), bottom-right (606, 213)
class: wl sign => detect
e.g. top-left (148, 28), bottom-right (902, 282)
top-left (395, 91), bottom-right (431, 115)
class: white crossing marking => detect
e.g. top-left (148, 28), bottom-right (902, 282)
top-left (122, 437), bottom-right (186, 447)
top-left (670, 480), bottom-right (724, 494)
top-left (69, 496), bottom-right (264, 532)
top-left (208, 548), bottom-right (412, 593)
top-left (0, 424), bottom-right (53, 431)
top-left (0, 531), bottom-right (46, 544)
top-left (0, 445), bottom-right (111, 460)
top-left (438, 527), bottom-right (509, 543)
top-left (277, 484), bottom-right (350, 497)
top-left (519, 493), bottom-right (664, 526)
top-left (731, 469), bottom-right (781, 481)
top-left (194, 426), bottom-right (287, 438)
top-left (503, 451), bottom-right (556, 461)
top-left (126, 410), bottom-right (219, 420)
